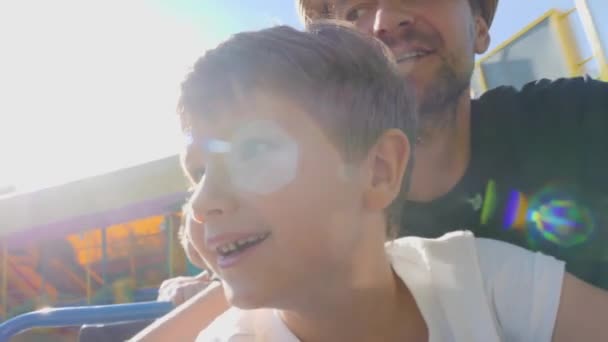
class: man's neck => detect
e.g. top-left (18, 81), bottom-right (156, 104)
top-left (407, 91), bottom-right (472, 203)
top-left (278, 235), bottom-right (427, 342)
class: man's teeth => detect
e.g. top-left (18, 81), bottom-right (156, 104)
top-left (217, 233), bottom-right (268, 255)
top-left (397, 51), bottom-right (429, 61)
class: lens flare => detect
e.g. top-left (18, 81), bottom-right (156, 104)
top-left (205, 139), bottom-right (231, 154)
top-left (502, 186), bottom-right (594, 247)
top-left (503, 190), bottom-right (528, 231)
top-left (227, 120), bottom-right (298, 195)
top-left (480, 180), bottom-right (498, 225)
top-left (184, 131), bottom-right (193, 146)
top-left (527, 188), bottom-right (595, 248)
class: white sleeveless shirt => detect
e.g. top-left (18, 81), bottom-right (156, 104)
top-left (198, 231), bottom-right (564, 342)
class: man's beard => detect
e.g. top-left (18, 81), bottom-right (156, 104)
top-left (380, 25), bottom-right (475, 132)
top-left (414, 61), bottom-right (471, 129)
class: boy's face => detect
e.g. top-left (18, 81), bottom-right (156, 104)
top-left (181, 216), bottom-right (209, 270)
top-left (324, 0), bottom-right (489, 114)
top-left (183, 93), bottom-right (369, 308)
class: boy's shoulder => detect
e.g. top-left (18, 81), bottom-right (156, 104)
top-left (196, 307), bottom-right (261, 341)
top-left (196, 306), bottom-right (298, 342)
top-left (387, 230), bottom-right (475, 256)
top-left (387, 230), bottom-right (532, 270)
top-left (388, 230), bottom-right (562, 272)
top-left (389, 230), bottom-right (531, 257)
top-left (386, 230), bottom-right (480, 281)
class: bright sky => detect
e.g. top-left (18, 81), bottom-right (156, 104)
top-left (0, 0), bottom-right (605, 192)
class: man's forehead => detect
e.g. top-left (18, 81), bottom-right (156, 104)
top-left (302, 0), bottom-right (498, 26)
top-left (299, 0), bottom-right (331, 17)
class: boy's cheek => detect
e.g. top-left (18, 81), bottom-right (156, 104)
top-left (197, 248), bottom-right (220, 275)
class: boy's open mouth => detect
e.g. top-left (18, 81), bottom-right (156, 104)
top-left (216, 232), bottom-right (271, 257)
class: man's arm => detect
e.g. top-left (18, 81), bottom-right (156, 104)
top-left (129, 281), bottom-right (229, 342)
top-left (157, 272), bottom-right (212, 305)
top-left (552, 272), bottom-right (608, 342)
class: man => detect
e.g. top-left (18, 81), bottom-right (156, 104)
top-left (132, 0), bottom-right (608, 340)
top-left (299, 0), bottom-right (608, 288)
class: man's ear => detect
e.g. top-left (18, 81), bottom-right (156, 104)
top-left (474, 16), bottom-right (491, 54)
top-left (363, 129), bottom-right (411, 212)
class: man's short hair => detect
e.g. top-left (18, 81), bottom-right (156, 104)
top-left (178, 22), bottom-right (417, 237)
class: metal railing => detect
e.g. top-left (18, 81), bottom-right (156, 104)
top-left (0, 301), bottom-right (172, 342)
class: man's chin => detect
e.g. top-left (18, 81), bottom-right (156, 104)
top-left (405, 71), bottom-right (470, 116)
top-left (396, 69), bottom-right (434, 98)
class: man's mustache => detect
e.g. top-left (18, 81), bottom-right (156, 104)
top-left (378, 28), bottom-right (441, 51)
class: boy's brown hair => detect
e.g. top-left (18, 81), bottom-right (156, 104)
top-left (178, 22), bottom-right (417, 238)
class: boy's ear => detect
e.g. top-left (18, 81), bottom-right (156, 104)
top-left (363, 129), bottom-right (411, 212)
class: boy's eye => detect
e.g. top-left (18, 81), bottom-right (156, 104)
top-left (235, 139), bottom-right (279, 161)
top-left (345, 6), bottom-right (371, 22)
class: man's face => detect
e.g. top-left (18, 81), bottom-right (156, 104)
top-left (330, 0), bottom-right (489, 120)
top-left (182, 93), bottom-right (368, 309)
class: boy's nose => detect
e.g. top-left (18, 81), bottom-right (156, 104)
top-left (188, 167), bottom-right (238, 223)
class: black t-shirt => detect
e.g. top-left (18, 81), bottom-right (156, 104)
top-left (401, 76), bottom-right (608, 288)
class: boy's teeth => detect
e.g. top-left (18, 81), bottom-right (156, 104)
top-left (219, 243), bottom-right (237, 254)
top-left (217, 233), bottom-right (268, 255)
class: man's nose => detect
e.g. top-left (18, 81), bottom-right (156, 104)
top-left (373, 5), bottom-right (415, 46)
top-left (188, 166), bottom-right (238, 223)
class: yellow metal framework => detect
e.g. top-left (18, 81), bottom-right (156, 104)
top-left (575, 0), bottom-right (608, 81)
top-left (551, 9), bottom-right (582, 77)
top-left (474, 6), bottom-right (607, 92)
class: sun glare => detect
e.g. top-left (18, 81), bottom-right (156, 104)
top-left (0, 0), bottom-right (214, 192)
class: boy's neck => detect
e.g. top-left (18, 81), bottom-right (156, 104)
top-left (407, 92), bottom-right (472, 203)
top-left (278, 233), bottom-right (427, 342)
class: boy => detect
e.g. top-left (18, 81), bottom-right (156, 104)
top-left (177, 22), bottom-right (607, 341)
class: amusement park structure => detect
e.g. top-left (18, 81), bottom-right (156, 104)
top-left (471, 0), bottom-right (607, 97)
top-left (0, 0), bottom-right (606, 340)
top-left (0, 155), bottom-right (190, 321)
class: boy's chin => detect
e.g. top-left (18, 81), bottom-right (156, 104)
top-left (224, 283), bottom-right (272, 310)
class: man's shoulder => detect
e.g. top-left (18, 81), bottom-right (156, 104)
top-left (477, 76), bottom-right (607, 109)
top-left (471, 76), bottom-right (607, 160)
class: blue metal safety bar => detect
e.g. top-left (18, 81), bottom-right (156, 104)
top-left (0, 301), bottom-right (173, 341)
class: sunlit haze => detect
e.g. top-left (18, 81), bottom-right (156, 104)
top-left (0, 0), bottom-right (221, 192)
top-left (0, 0), bottom-right (605, 192)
